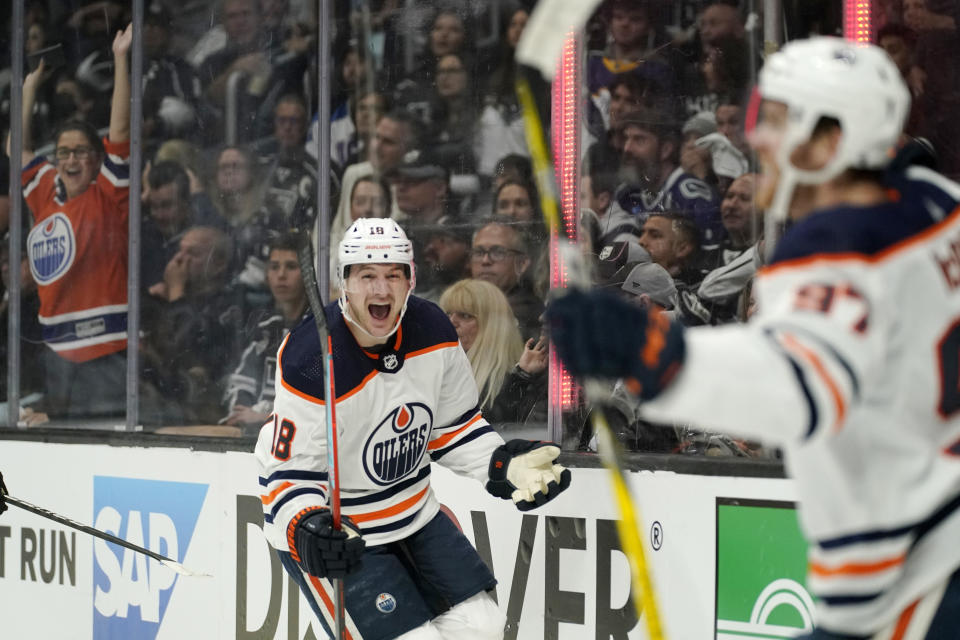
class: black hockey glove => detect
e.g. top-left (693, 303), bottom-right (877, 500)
top-left (487, 440), bottom-right (571, 511)
top-left (545, 288), bottom-right (686, 401)
top-left (0, 472), bottom-right (7, 515)
top-left (290, 508), bottom-right (365, 579)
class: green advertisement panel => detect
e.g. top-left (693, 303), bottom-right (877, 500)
top-left (715, 498), bottom-right (813, 639)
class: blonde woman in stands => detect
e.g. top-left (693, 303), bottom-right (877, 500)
top-left (440, 279), bottom-right (547, 427)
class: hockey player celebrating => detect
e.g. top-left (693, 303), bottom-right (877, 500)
top-left (255, 219), bottom-right (570, 639)
top-left (548, 37), bottom-right (960, 638)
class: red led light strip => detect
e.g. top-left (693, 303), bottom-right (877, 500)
top-left (550, 30), bottom-right (580, 411)
top-left (844, 0), bottom-right (872, 42)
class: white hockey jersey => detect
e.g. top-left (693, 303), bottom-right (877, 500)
top-left (642, 166), bottom-right (960, 634)
top-left (255, 296), bottom-right (505, 551)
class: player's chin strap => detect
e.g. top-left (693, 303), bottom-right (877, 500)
top-left (337, 286), bottom-right (412, 343)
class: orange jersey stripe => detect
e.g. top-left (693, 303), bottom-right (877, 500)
top-left (781, 332), bottom-right (847, 432)
top-left (307, 575), bottom-right (355, 640)
top-left (407, 341), bottom-right (459, 359)
top-left (338, 340), bottom-right (457, 401)
top-left (809, 553), bottom-right (905, 577)
top-left (891, 599), bottom-right (920, 640)
top-left (428, 413), bottom-right (482, 451)
top-left (336, 369), bottom-right (378, 403)
top-left (277, 334), bottom-right (326, 406)
top-left (261, 481), bottom-right (294, 505)
top-left (350, 486), bottom-right (430, 524)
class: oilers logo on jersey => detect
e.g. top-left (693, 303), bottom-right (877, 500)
top-left (363, 402), bottom-right (433, 486)
top-left (376, 593), bottom-right (397, 614)
top-left (28, 212), bottom-right (76, 285)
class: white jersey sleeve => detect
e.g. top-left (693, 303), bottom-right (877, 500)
top-left (643, 256), bottom-right (883, 445)
top-left (254, 333), bottom-right (330, 552)
top-left (428, 341), bottom-right (505, 481)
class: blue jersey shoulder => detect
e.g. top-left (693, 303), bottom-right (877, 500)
top-left (278, 307), bottom-right (334, 402)
top-left (400, 295), bottom-right (459, 350)
top-left (770, 168), bottom-right (957, 264)
top-left (278, 297), bottom-right (458, 402)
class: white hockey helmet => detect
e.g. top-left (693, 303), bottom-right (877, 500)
top-left (338, 218), bottom-right (416, 285)
top-left (754, 37), bottom-right (910, 221)
top-left (337, 218), bottom-right (416, 338)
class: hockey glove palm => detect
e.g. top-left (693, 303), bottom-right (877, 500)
top-left (487, 440), bottom-right (572, 511)
top-left (290, 508), bottom-right (365, 579)
top-left (545, 288), bottom-right (685, 400)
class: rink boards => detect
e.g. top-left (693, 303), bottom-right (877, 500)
top-left (0, 439), bottom-right (810, 639)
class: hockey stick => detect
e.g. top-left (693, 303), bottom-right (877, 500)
top-left (516, 68), bottom-right (666, 639)
top-left (2, 494), bottom-right (209, 577)
top-left (296, 235), bottom-right (346, 640)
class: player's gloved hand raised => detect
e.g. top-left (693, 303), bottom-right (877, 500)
top-left (487, 440), bottom-right (571, 511)
top-left (290, 508), bottom-right (365, 579)
top-left (545, 288), bottom-right (686, 400)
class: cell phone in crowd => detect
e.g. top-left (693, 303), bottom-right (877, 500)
top-left (27, 43), bottom-right (66, 73)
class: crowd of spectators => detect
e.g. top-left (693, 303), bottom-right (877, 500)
top-left (0, 0), bottom-right (952, 456)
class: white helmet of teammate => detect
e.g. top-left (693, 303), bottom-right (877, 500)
top-left (337, 218), bottom-right (416, 339)
top-left (756, 36), bottom-right (910, 222)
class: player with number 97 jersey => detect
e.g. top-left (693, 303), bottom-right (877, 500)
top-left (547, 38), bottom-right (960, 638)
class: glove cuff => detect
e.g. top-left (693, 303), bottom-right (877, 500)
top-left (286, 506), bottom-right (326, 562)
top-left (485, 439), bottom-right (542, 500)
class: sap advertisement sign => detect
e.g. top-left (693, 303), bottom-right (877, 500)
top-left (0, 439), bottom-right (799, 638)
top-left (92, 476), bottom-right (208, 639)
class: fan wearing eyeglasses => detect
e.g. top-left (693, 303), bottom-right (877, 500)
top-left (7, 24), bottom-right (132, 420)
top-left (469, 218), bottom-right (543, 341)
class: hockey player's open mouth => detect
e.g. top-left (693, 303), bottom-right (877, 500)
top-left (369, 304), bottom-right (391, 321)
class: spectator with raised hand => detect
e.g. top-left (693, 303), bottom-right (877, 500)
top-left (143, 226), bottom-right (246, 425)
top-left (8, 23), bottom-right (132, 419)
top-left (617, 107), bottom-right (723, 251)
top-left (142, 160), bottom-right (226, 290)
top-left (440, 278), bottom-right (547, 428)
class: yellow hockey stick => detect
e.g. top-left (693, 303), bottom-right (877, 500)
top-left (516, 74), bottom-right (666, 640)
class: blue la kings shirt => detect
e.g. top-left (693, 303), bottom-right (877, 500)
top-left (618, 167), bottom-right (723, 250)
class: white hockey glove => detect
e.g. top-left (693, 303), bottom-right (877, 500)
top-left (486, 440), bottom-right (571, 511)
